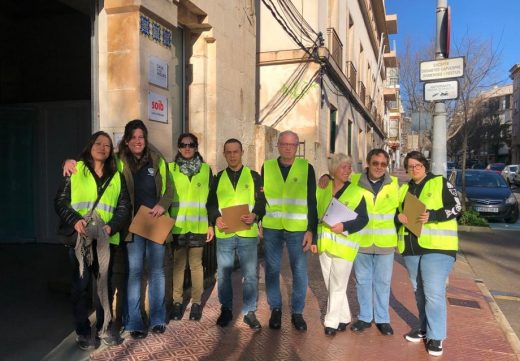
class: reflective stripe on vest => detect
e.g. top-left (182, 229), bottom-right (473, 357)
top-left (350, 173), bottom-right (399, 248)
top-left (316, 182), bottom-right (363, 261)
top-left (263, 158), bottom-right (309, 231)
top-left (70, 161), bottom-right (122, 245)
top-left (215, 167), bottom-right (258, 239)
top-left (397, 176), bottom-right (458, 253)
top-left (168, 162), bottom-right (209, 235)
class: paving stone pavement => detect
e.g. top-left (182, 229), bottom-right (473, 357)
top-left (86, 249), bottom-right (518, 361)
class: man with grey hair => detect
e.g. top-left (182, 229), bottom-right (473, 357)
top-left (261, 130), bottom-right (318, 331)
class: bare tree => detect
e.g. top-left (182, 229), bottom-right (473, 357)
top-left (446, 35), bottom-right (500, 210)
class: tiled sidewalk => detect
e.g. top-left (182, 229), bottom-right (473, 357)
top-left (89, 250), bottom-right (518, 361)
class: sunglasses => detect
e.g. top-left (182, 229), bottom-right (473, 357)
top-left (179, 142), bottom-right (197, 149)
top-left (371, 161), bottom-right (388, 168)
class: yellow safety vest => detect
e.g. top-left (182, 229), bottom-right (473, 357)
top-left (350, 173), bottom-right (399, 248)
top-left (263, 158), bottom-right (309, 231)
top-left (168, 162), bottom-right (210, 235)
top-left (397, 176), bottom-right (458, 253)
top-left (116, 157), bottom-right (167, 196)
top-left (70, 161), bottom-right (122, 245)
top-left (215, 167), bottom-right (258, 238)
top-left (316, 182), bottom-right (364, 261)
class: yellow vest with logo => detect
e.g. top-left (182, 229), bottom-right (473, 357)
top-left (116, 157), bottom-right (167, 196)
top-left (263, 158), bottom-right (309, 231)
top-left (168, 162), bottom-right (210, 235)
top-left (397, 176), bottom-right (458, 253)
top-left (215, 167), bottom-right (258, 238)
top-left (350, 173), bottom-right (399, 248)
top-left (70, 161), bottom-right (122, 245)
top-left (316, 182), bottom-right (364, 261)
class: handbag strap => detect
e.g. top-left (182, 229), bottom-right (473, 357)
top-left (86, 172), bottom-right (116, 218)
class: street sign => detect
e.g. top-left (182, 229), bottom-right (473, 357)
top-left (424, 80), bottom-right (459, 102)
top-left (420, 57), bottom-right (464, 81)
top-left (423, 79), bottom-right (459, 102)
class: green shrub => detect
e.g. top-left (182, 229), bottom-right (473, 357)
top-left (458, 210), bottom-right (488, 227)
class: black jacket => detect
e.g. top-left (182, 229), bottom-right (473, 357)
top-left (54, 172), bottom-right (132, 236)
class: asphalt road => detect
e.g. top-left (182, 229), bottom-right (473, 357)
top-left (459, 225), bottom-right (520, 339)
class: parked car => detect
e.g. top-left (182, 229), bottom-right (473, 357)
top-left (501, 164), bottom-right (519, 185)
top-left (486, 162), bottom-right (505, 174)
top-left (449, 169), bottom-right (519, 223)
top-left (514, 169), bottom-right (520, 186)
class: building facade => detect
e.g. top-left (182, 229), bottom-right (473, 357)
top-left (258, 0), bottom-right (399, 176)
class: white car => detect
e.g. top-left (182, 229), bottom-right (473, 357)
top-left (501, 165), bottom-right (518, 185)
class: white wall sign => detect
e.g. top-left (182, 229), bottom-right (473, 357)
top-left (420, 57), bottom-right (464, 81)
top-left (148, 92), bottom-right (168, 123)
top-left (149, 56), bottom-right (168, 88)
top-left (424, 80), bottom-right (459, 102)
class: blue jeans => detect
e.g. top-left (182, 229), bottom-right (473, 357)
top-left (353, 252), bottom-right (394, 323)
top-left (216, 236), bottom-right (258, 314)
top-left (263, 229), bottom-right (308, 314)
top-left (404, 253), bottom-right (455, 340)
top-left (69, 245), bottom-right (114, 336)
top-left (126, 235), bottom-right (166, 331)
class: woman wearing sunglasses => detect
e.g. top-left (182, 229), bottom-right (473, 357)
top-left (169, 133), bottom-right (214, 321)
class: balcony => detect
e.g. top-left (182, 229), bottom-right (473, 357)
top-left (326, 27), bottom-right (343, 69)
top-left (386, 14), bottom-right (398, 35)
top-left (384, 50), bottom-right (398, 68)
top-left (346, 61), bottom-right (357, 88)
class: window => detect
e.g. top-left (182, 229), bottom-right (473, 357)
top-left (347, 120), bottom-right (352, 156)
top-left (329, 107), bottom-right (337, 154)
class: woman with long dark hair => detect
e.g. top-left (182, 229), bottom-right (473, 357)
top-left (63, 120), bottom-right (173, 339)
top-left (169, 133), bottom-right (214, 321)
top-left (55, 131), bottom-right (131, 350)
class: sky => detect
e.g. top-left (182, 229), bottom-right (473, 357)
top-left (385, 0), bottom-right (520, 85)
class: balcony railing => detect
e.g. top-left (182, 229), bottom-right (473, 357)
top-left (326, 27), bottom-right (343, 68)
top-left (358, 81), bottom-right (366, 106)
top-left (346, 61), bottom-right (357, 88)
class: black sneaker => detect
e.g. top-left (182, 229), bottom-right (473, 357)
top-left (427, 339), bottom-right (443, 356)
top-left (75, 334), bottom-right (90, 350)
top-left (151, 325), bottom-right (166, 334)
top-left (405, 329), bottom-right (426, 343)
top-left (102, 335), bottom-right (123, 346)
top-left (171, 302), bottom-right (183, 320)
top-left (243, 311), bottom-right (262, 330)
top-left (291, 313), bottom-right (307, 331)
top-left (216, 307), bottom-right (233, 327)
top-left (337, 322), bottom-right (349, 332)
top-left (189, 303), bottom-right (202, 321)
top-left (269, 308), bottom-right (282, 329)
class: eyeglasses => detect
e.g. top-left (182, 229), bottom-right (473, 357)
top-left (407, 164), bottom-right (424, 170)
top-left (370, 161), bottom-right (388, 168)
top-left (179, 142), bottom-right (197, 149)
top-left (278, 143), bottom-right (298, 147)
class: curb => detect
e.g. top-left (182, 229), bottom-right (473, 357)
top-left (458, 225), bottom-right (491, 232)
top-left (457, 252), bottom-right (520, 361)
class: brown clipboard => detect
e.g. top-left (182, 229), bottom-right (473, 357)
top-left (129, 205), bottom-right (175, 244)
top-left (220, 204), bottom-right (252, 234)
top-left (403, 193), bottom-right (427, 237)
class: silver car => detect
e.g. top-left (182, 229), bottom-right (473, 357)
top-left (501, 164), bottom-right (518, 185)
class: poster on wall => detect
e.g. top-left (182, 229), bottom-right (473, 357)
top-left (149, 56), bottom-right (168, 89)
top-left (148, 91), bottom-right (168, 123)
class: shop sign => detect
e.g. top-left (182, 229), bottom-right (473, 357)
top-left (148, 92), bottom-right (168, 123)
top-left (149, 56), bottom-right (168, 88)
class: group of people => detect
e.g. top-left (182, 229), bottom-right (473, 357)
top-left (55, 122), bottom-right (461, 357)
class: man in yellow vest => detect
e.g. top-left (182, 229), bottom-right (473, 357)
top-left (261, 130), bottom-right (318, 331)
top-left (208, 139), bottom-right (266, 330)
top-left (349, 149), bottom-right (399, 336)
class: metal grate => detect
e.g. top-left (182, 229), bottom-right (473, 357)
top-left (447, 297), bottom-right (481, 309)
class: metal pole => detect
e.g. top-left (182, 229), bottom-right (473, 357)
top-left (431, 0), bottom-right (448, 176)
